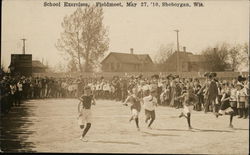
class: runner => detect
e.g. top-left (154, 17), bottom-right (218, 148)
top-left (216, 83), bottom-right (235, 128)
top-left (142, 88), bottom-right (158, 129)
top-left (229, 83), bottom-right (238, 116)
top-left (77, 86), bottom-right (96, 142)
top-left (176, 86), bottom-right (198, 129)
top-left (123, 86), bottom-right (141, 131)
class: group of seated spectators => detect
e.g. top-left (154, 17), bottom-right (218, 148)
top-left (0, 72), bottom-right (249, 118)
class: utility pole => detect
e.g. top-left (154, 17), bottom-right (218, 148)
top-left (174, 30), bottom-right (180, 73)
top-left (21, 38), bottom-right (27, 54)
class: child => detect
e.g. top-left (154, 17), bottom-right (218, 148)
top-left (176, 87), bottom-right (198, 129)
top-left (216, 85), bottom-right (235, 128)
top-left (77, 86), bottom-right (96, 142)
top-left (123, 86), bottom-right (141, 131)
top-left (236, 82), bottom-right (246, 118)
top-left (229, 83), bottom-right (237, 116)
top-left (142, 88), bottom-right (158, 129)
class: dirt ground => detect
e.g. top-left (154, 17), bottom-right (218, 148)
top-left (1, 98), bottom-right (249, 154)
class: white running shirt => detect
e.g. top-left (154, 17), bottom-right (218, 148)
top-left (143, 95), bottom-right (157, 111)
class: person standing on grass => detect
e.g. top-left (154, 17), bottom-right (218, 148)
top-left (176, 86), bottom-right (198, 130)
top-left (77, 86), bottom-right (96, 142)
top-left (123, 86), bottom-right (141, 131)
top-left (142, 88), bottom-right (158, 129)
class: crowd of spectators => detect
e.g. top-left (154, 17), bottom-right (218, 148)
top-left (1, 73), bottom-right (249, 118)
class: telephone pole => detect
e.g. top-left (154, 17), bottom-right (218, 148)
top-left (21, 38), bottom-right (26, 54)
top-left (174, 30), bottom-right (180, 73)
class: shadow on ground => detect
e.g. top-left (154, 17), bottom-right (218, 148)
top-left (155, 128), bottom-right (234, 133)
top-left (155, 128), bottom-right (191, 132)
top-left (141, 131), bottom-right (180, 137)
top-left (232, 128), bottom-right (249, 131)
top-left (191, 128), bottom-right (234, 133)
top-left (90, 140), bottom-right (140, 145)
top-left (0, 103), bottom-right (37, 153)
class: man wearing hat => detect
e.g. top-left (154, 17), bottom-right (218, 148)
top-left (174, 75), bottom-right (182, 109)
top-left (204, 72), bottom-right (219, 114)
top-left (169, 78), bottom-right (177, 107)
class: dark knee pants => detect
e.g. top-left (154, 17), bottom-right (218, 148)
top-left (145, 109), bottom-right (155, 120)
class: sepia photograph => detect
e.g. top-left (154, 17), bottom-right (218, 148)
top-left (1, 0), bottom-right (249, 154)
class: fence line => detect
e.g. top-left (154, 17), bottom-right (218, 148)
top-left (33, 71), bottom-right (249, 79)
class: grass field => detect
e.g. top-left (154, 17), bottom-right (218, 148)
top-left (1, 98), bottom-right (249, 154)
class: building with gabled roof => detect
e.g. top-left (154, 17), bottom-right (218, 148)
top-left (164, 48), bottom-right (209, 72)
top-left (9, 54), bottom-right (33, 76)
top-left (8, 54), bottom-right (48, 76)
top-left (101, 49), bottom-right (154, 72)
top-left (32, 60), bottom-right (47, 73)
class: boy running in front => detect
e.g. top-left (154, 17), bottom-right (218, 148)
top-left (77, 86), bottom-right (96, 142)
top-left (142, 88), bottom-right (158, 129)
top-left (176, 86), bottom-right (198, 129)
top-left (216, 84), bottom-right (235, 128)
top-left (123, 86), bottom-right (141, 131)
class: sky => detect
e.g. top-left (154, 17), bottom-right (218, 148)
top-left (1, 0), bottom-right (249, 71)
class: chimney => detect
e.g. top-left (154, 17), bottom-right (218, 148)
top-left (130, 48), bottom-right (134, 54)
top-left (183, 46), bottom-right (186, 52)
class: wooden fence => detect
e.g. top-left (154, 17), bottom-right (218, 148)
top-left (33, 71), bottom-right (249, 79)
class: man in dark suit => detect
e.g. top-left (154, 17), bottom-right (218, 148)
top-left (205, 73), bottom-right (219, 114)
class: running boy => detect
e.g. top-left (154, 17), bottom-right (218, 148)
top-left (77, 86), bottom-right (96, 142)
top-left (216, 84), bottom-right (235, 128)
top-left (176, 86), bottom-right (198, 129)
top-left (123, 86), bottom-right (141, 131)
top-left (142, 88), bottom-right (158, 129)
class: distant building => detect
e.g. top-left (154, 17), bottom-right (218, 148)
top-left (101, 49), bottom-right (154, 72)
top-left (32, 60), bottom-right (47, 73)
top-left (9, 54), bottom-right (47, 76)
top-left (164, 48), bottom-right (209, 72)
top-left (9, 54), bottom-right (33, 76)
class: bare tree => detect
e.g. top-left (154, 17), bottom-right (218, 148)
top-left (201, 43), bottom-right (230, 71)
top-left (56, 6), bottom-right (109, 72)
top-left (67, 59), bottom-right (78, 72)
top-left (240, 43), bottom-right (249, 69)
top-left (227, 44), bottom-right (242, 71)
top-left (154, 43), bottom-right (175, 64)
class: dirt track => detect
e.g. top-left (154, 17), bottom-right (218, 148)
top-left (1, 99), bottom-right (249, 154)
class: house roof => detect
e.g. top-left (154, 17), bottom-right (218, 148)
top-left (171, 51), bottom-right (206, 62)
top-left (187, 54), bottom-right (206, 62)
top-left (32, 60), bottom-right (47, 68)
top-left (136, 54), bottom-right (153, 63)
top-left (101, 52), bottom-right (153, 64)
